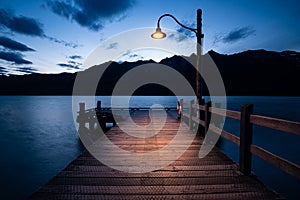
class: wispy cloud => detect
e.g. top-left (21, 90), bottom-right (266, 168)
top-left (57, 60), bottom-right (82, 70)
top-left (0, 66), bottom-right (8, 74)
top-left (177, 21), bottom-right (196, 39)
top-left (15, 66), bottom-right (37, 74)
top-left (46, 36), bottom-right (80, 48)
top-left (214, 26), bottom-right (256, 45)
top-left (106, 42), bottom-right (118, 50)
top-left (168, 21), bottom-right (196, 43)
top-left (117, 50), bottom-right (144, 63)
top-left (68, 55), bottom-right (82, 60)
top-left (129, 53), bottom-right (140, 59)
top-left (0, 8), bottom-right (80, 48)
top-left (168, 33), bottom-right (189, 43)
top-left (46, 0), bottom-right (135, 31)
top-left (0, 51), bottom-right (32, 65)
top-left (0, 36), bottom-right (35, 52)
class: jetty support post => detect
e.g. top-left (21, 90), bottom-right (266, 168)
top-left (97, 101), bottom-right (101, 110)
top-left (180, 99), bottom-right (183, 122)
top-left (78, 103), bottom-right (86, 130)
top-left (240, 104), bottom-right (254, 175)
top-left (189, 100), bottom-right (194, 130)
top-left (204, 101), bottom-right (212, 136)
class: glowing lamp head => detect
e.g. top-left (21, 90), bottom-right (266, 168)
top-left (151, 27), bottom-right (166, 39)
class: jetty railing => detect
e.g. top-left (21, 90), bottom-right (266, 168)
top-left (77, 101), bottom-right (177, 131)
top-left (180, 99), bottom-right (300, 179)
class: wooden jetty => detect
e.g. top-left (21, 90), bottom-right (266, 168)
top-left (30, 100), bottom-right (300, 199)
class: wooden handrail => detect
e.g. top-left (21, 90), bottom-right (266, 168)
top-left (78, 107), bottom-right (177, 113)
top-left (192, 103), bottom-right (205, 111)
top-left (210, 124), bottom-right (240, 146)
top-left (250, 115), bottom-right (300, 136)
top-left (209, 107), bottom-right (241, 120)
top-left (251, 145), bottom-right (300, 179)
top-left (179, 99), bottom-right (300, 179)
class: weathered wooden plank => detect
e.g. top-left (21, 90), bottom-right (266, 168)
top-left (209, 107), bottom-right (241, 120)
top-left (250, 114), bottom-right (300, 136)
top-left (57, 170), bottom-right (240, 178)
top-left (30, 192), bottom-right (281, 200)
top-left (44, 176), bottom-right (259, 187)
top-left (210, 124), bottom-right (240, 146)
top-left (191, 115), bottom-right (205, 126)
top-left (33, 183), bottom-right (274, 195)
top-left (251, 144), bottom-right (300, 179)
top-left (192, 103), bottom-right (205, 111)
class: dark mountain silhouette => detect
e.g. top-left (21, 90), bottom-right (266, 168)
top-left (0, 49), bottom-right (299, 96)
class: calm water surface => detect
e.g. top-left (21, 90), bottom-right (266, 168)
top-left (0, 96), bottom-right (299, 199)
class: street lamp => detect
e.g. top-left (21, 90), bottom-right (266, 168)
top-left (151, 9), bottom-right (204, 104)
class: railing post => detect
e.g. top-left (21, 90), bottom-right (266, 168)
top-left (89, 117), bottom-right (96, 131)
top-left (198, 99), bottom-right (205, 136)
top-left (180, 99), bottom-right (183, 121)
top-left (97, 100), bottom-right (101, 110)
top-left (204, 101), bottom-right (212, 136)
top-left (214, 103), bottom-right (223, 128)
top-left (240, 104), bottom-right (254, 175)
top-left (189, 100), bottom-right (194, 130)
top-left (79, 102), bottom-right (85, 114)
top-left (78, 103), bottom-right (86, 130)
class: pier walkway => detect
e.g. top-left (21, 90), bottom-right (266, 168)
top-left (30, 110), bottom-right (282, 200)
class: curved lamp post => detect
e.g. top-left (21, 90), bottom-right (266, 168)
top-left (151, 9), bottom-right (204, 103)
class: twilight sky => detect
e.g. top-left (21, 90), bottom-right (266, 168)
top-left (0, 0), bottom-right (299, 75)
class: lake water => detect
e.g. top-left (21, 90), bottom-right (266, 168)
top-left (0, 96), bottom-right (299, 199)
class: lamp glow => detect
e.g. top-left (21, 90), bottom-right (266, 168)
top-left (151, 27), bottom-right (166, 39)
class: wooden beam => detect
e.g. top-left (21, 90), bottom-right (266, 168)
top-left (250, 115), bottom-right (300, 136)
top-left (205, 101), bottom-right (212, 136)
top-left (209, 107), bottom-right (241, 120)
top-left (97, 101), bottom-right (101, 110)
top-left (192, 103), bottom-right (205, 111)
top-left (189, 100), bottom-right (195, 130)
top-left (210, 124), bottom-right (240, 146)
top-left (239, 104), bottom-right (253, 175)
top-left (251, 145), bottom-right (300, 179)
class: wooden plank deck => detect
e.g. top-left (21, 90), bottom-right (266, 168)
top-left (29, 110), bottom-right (282, 199)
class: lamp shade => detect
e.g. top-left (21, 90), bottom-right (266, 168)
top-left (151, 27), bottom-right (166, 39)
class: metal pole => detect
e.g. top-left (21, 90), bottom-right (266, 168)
top-left (196, 9), bottom-right (203, 104)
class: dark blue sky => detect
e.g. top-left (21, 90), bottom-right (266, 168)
top-left (0, 0), bottom-right (299, 74)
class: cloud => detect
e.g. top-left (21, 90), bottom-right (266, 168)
top-left (117, 50), bottom-right (144, 63)
top-left (106, 42), bottom-right (118, 50)
top-left (0, 51), bottom-right (32, 64)
top-left (0, 9), bottom-right (44, 37)
top-left (46, 0), bottom-right (135, 31)
top-left (167, 21), bottom-right (196, 43)
top-left (177, 22), bottom-right (196, 38)
top-left (0, 66), bottom-right (8, 74)
top-left (57, 60), bottom-right (82, 69)
top-left (57, 63), bottom-right (79, 69)
top-left (0, 9), bottom-right (80, 48)
top-left (68, 60), bottom-right (82, 65)
top-left (0, 36), bottom-right (35, 51)
top-left (15, 66), bottom-right (37, 74)
top-left (129, 53), bottom-right (142, 59)
top-left (168, 33), bottom-right (189, 43)
top-left (215, 26), bottom-right (256, 44)
top-left (46, 36), bottom-right (81, 48)
top-left (68, 55), bottom-right (82, 59)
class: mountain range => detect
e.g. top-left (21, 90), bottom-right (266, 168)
top-left (0, 49), bottom-right (299, 96)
